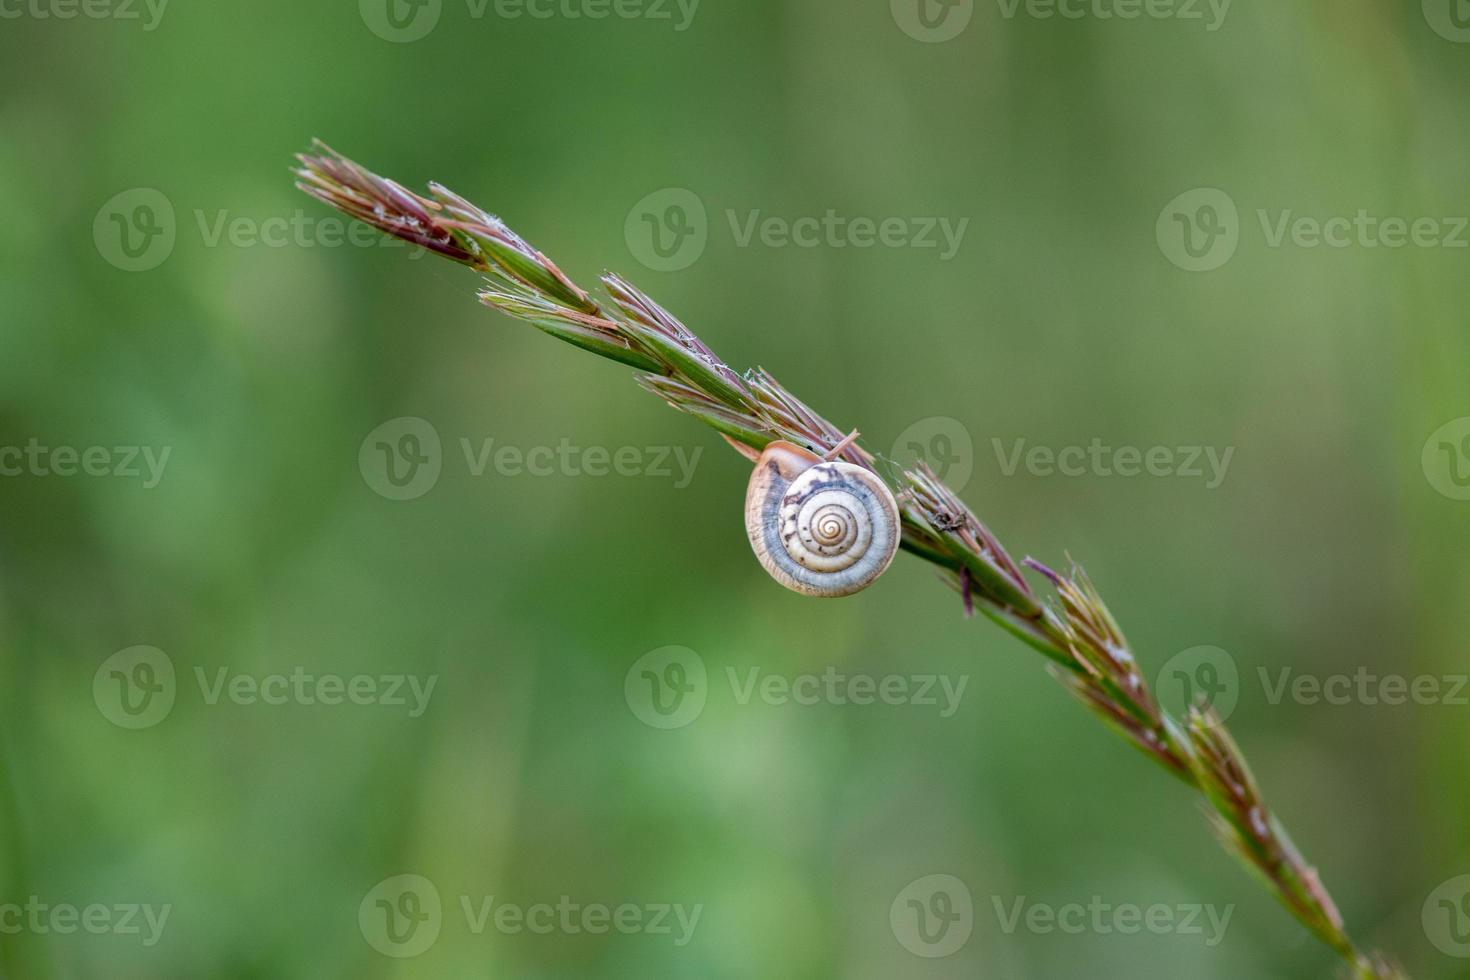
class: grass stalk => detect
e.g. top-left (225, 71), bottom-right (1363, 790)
top-left (295, 141), bottom-right (1405, 978)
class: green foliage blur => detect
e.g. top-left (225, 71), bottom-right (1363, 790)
top-left (1, 1), bottom-right (1468, 977)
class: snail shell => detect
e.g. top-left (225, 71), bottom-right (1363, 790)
top-left (744, 441), bottom-right (900, 597)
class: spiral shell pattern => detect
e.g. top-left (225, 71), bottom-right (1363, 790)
top-left (745, 442), bottom-right (900, 597)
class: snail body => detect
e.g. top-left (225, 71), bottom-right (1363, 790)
top-left (744, 441), bottom-right (900, 597)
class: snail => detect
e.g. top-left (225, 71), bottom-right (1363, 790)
top-left (743, 433), bottom-right (901, 597)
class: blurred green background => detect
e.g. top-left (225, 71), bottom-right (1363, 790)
top-left (2, 0), bottom-right (1469, 976)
